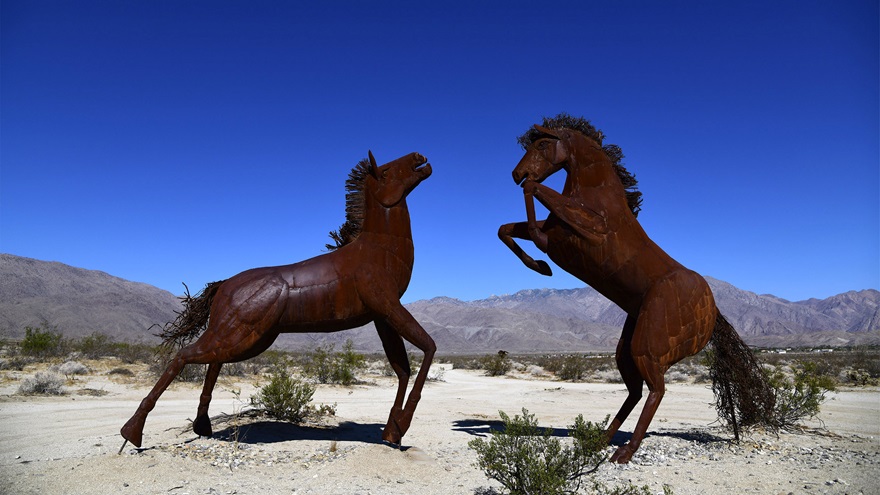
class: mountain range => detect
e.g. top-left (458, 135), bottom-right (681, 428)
top-left (1, 253), bottom-right (877, 353)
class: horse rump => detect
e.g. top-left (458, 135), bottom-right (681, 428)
top-left (155, 280), bottom-right (226, 349)
top-left (708, 313), bottom-right (777, 440)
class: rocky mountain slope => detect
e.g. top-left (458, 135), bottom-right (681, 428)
top-left (0, 254), bottom-right (180, 343)
top-left (1, 253), bottom-right (877, 352)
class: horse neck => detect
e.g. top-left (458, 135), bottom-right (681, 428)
top-left (361, 196), bottom-right (413, 243)
top-left (566, 141), bottom-right (621, 197)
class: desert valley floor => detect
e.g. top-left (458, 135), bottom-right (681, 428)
top-left (1, 362), bottom-right (878, 495)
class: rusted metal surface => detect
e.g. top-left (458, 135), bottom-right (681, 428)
top-left (499, 115), bottom-right (769, 463)
top-left (121, 151), bottom-right (434, 449)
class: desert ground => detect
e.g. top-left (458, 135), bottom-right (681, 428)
top-left (1, 360), bottom-right (878, 495)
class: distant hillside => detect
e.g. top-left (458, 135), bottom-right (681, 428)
top-left (0, 254), bottom-right (180, 343)
top-left (1, 253), bottom-right (877, 352)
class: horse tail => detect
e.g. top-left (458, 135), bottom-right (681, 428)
top-left (156, 280), bottom-right (226, 349)
top-left (708, 312), bottom-right (777, 441)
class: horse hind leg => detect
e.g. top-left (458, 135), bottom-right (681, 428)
top-left (121, 349), bottom-right (194, 448)
top-left (193, 363), bottom-right (223, 437)
top-left (611, 357), bottom-right (666, 464)
top-left (606, 316), bottom-right (645, 444)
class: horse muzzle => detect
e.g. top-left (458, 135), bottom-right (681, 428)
top-left (413, 153), bottom-right (432, 179)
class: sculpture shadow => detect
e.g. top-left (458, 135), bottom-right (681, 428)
top-left (608, 428), bottom-right (728, 447)
top-left (211, 420), bottom-right (388, 446)
top-left (451, 418), bottom-right (569, 439)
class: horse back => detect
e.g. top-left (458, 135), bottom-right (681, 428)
top-left (210, 253), bottom-right (375, 335)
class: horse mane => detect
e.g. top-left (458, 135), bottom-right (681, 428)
top-left (326, 158), bottom-right (371, 250)
top-left (517, 113), bottom-right (643, 216)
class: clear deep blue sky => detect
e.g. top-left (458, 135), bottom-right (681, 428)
top-left (1, 1), bottom-right (877, 303)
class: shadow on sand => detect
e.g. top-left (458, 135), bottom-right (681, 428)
top-left (208, 418), bottom-right (389, 446)
top-left (452, 418), bottom-right (569, 439)
top-left (453, 417), bottom-right (729, 448)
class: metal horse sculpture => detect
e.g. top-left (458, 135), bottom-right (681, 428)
top-left (499, 114), bottom-right (775, 463)
top-left (121, 151), bottom-right (434, 449)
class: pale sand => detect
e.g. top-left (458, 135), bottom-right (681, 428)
top-left (1, 365), bottom-right (877, 494)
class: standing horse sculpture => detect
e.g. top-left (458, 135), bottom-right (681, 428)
top-left (499, 114), bottom-right (776, 463)
top-left (121, 151), bottom-right (434, 450)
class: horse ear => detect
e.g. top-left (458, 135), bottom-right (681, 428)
top-left (368, 150), bottom-right (379, 178)
top-left (534, 125), bottom-right (561, 139)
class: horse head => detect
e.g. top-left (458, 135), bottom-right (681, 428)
top-left (367, 151), bottom-right (432, 207)
top-left (512, 125), bottom-right (573, 185)
top-left (513, 124), bottom-right (608, 186)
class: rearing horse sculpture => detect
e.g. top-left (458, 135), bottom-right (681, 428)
top-left (122, 151), bottom-right (434, 449)
top-left (499, 114), bottom-right (775, 463)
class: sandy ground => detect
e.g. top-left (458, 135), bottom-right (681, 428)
top-left (0, 363), bottom-right (878, 495)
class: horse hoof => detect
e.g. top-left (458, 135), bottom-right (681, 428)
top-left (192, 415), bottom-right (213, 438)
top-left (610, 445), bottom-right (634, 464)
top-left (120, 417), bottom-right (145, 448)
top-left (382, 422), bottom-right (402, 445)
top-left (535, 260), bottom-right (553, 276)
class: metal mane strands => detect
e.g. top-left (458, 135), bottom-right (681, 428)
top-left (327, 158), bottom-right (371, 250)
top-left (518, 113), bottom-right (643, 216)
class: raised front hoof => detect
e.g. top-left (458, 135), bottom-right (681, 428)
top-left (192, 415), bottom-right (213, 438)
top-left (120, 416), bottom-right (145, 448)
top-left (529, 259), bottom-right (552, 276)
top-left (610, 444), bottom-right (636, 464)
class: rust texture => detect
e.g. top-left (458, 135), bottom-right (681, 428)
top-left (122, 151), bottom-right (434, 449)
top-left (499, 114), bottom-right (774, 463)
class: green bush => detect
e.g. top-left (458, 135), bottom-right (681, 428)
top-left (481, 350), bottom-right (511, 377)
top-left (250, 369), bottom-right (316, 423)
top-left (73, 332), bottom-right (116, 359)
top-left (20, 326), bottom-right (65, 358)
top-left (301, 339), bottom-right (366, 385)
top-left (556, 355), bottom-right (590, 381)
top-left (468, 409), bottom-right (645, 495)
top-left (767, 361), bottom-right (836, 429)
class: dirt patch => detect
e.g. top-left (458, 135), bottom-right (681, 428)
top-left (0, 365), bottom-right (877, 494)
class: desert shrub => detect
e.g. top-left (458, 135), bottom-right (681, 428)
top-left (108, 342), bottom-right (156, 364)
top-left (18, 372), bottom-right (65, 395)
top-left (219, 362), bottom-right (247, 377)
top-left (469, 409), bottom-right (655, 495)
top-left (555, 355), bottom-right (590, 381)
top-left (56, 360), bottom-right (89, 378)
top-left (442, 355), bottom-right (483, 370)
top-left (767, 361), bottom-right (836, 430)
top-left (427, 366), bottom-right (446, 382)
top-left (481, 351), bottom-right (511, 377)
top-left (20, 326), bottom-right (65, 358)
top-left (301, 339), bottom-right (366, 385)
top-left (72, 332), bottom-right (116, 359)
top-left (108, 367), bottom-right (135, 376)
top-left (250, 369), bottom-right (316, 423)
top-left (0, 356), bottom-right (33, 371)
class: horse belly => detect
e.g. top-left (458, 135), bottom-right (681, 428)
top-left (547, 236), bottom-right (639, 306)
top-left (278, 276), bottom-right (371, 333)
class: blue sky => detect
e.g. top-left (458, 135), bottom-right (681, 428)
top-left (2, 1), bottom-right (877, 304)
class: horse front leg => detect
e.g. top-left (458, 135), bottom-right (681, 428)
top-left (374, 304), bottom-right (436, 445)
top-left (523, 179), bottom-right (607, 244)
top-left (375, 319), bottom-right (411, 443)
top-left (497, 220), bottom-right (553, 276)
